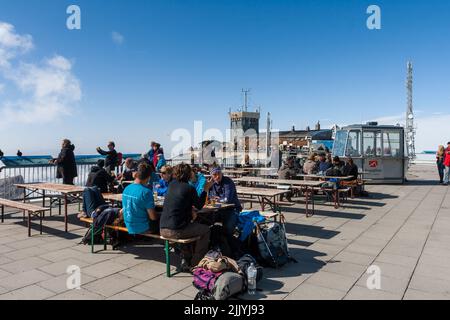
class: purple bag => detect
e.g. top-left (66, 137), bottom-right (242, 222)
top-left (192, 268), bottom-right (222, 292)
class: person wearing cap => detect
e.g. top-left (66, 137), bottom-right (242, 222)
top-left (443, 142), bottom-right (450, 186)
top-left (155, 165), bottom-right (174, 196)
top-left (86, 159), bottom-right (115, 193)
top-left (342, 157), bottom-right (359, 180)
top-left (209, 166), bottom-right (242, 257)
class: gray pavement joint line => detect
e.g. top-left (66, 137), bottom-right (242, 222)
top-left (401, 185), bottom-right (449, 299)
top-left (284, 184), bottom-right (419, 299)
top-left (341, 184), bottom-right (436, 299)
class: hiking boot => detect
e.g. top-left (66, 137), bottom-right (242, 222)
top-left (179, 258), bottom-right (192, 273)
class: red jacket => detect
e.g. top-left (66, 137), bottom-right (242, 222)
top-left (444, 148), bottom-right (450, 167)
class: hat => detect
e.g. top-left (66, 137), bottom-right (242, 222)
top-left (97, 159), bottom-right (105, 168)
top-left (210, 167), bottom-right (222, 175)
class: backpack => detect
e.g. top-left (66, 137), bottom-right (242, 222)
top-left (80, 225), bottom-right (104, 245)
top-left (82, 186), bottom-right (106, 217)
top-left (193, 268), bottom-right (222, 292)
top-left (193, 270), bottom-right (245, 301)
top-left (255, 221), bottom-right (292, 268)
top-left (196, 250), bottom-right (241, 273)
top-left (237, 254), bottom-right (263, 285)
top-left (212, 272), bottom-right (245, 300)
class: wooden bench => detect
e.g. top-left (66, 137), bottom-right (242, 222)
top-left (79, 217), bottom-right (200, 278)
top-left (0, 198), bottom-right (50, 237)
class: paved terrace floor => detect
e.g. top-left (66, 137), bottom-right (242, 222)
top-left (0, 164), bottom-right (449, 300)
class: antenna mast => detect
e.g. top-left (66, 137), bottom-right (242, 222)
top-left (242, 88), bottom-right (250, 112)
top-left (406, 61), bottom-right (416, 162)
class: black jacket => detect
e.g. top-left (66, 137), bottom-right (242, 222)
top-left (343, 163), bottom-right (359, 180)
top-left (160, 180), bottom-right (207, 230)
top-left (55, 145), bottom-right (77, 179)
top-left (86, 166), bottom-right (114, 193)
top-left (97, 148), bottom-right (118, 171)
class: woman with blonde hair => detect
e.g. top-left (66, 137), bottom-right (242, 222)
top-left (437, 145), bottom-right (445, 184)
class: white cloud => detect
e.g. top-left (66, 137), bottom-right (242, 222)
top-left (0, 22), bottom-right (33, 67)
top-left (0, 21), bottom-right (81, 127)
top-left (111, 31), bottom-right (124, 45)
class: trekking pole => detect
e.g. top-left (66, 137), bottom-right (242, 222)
top-left (254, 221), bottom-right (277, 267)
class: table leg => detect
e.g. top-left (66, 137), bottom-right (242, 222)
top-left (28, 211), bottom-right (31, 237)
top-left (42, 190), bottom-right (46, 218)
top-left (59, 198), bottom-right (62, 216)
top-left (311, 187), bottom-right (315, 216)
top-left (1, 205), bottom-right (4, 223)
top-left (305, 187), bottom-right (310, 217)
top-left (40, 212), bottom-right (43, 235)
top-left (64, 194), bottom-right (68, 232)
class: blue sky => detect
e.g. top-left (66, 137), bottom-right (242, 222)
top-left (0, 0), bottom-right (449, 156)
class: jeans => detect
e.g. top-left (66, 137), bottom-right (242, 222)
top-left (437, 161), bottom-right (445, 182)
top-left (444, 166), bottom-right (450, 184)
top-left (220, 209), bottom-right (241, 258)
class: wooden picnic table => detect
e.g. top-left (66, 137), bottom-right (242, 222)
top-left (236, 186), bottom-right (293, 214)
top-left (234, 178), bottom-right (323, 217)
top-left (14, 183), bottom-right (85, 233)
top-left (101, 193), bottom-right (235, 214)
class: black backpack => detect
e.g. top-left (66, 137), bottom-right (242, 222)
top-left (237, 254), bottom-right (263, 282)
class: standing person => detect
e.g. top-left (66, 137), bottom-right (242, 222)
top-left (156, 153), bottom-right (167, 172)
top-left (160, 163), bottom-right (214, 270)
top-left (121, 162), bottom-right (159, 235)
top-left (443, 142), bottom-right (450, 186)
top-left (436, 145), bottom-right (445, 184)
top-left (96, 142), bottom-right (118, 174)
top-left (51, 139), bottom-right (77, 185)
top-left (152, 143), bottom-right (163, 169)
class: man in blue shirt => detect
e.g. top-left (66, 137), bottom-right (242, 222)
top-left (209, 167), bottom-right (242, 257)
top-left (121, 162), bottom-right (159, 234)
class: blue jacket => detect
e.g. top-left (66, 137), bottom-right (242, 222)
top-left (237, 210), bottom-right (265, 241)
top-left (156, 178), bottom-right (172, 196)
top-left (156, 155), bottom-right (167, 172)
top-left (318, 161), bottom-right (332, 173)
top-left (209, 176), bottom-right (242, 212)
top-left (189, 173), bottom-right (206, 197)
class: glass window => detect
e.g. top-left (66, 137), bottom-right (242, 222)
top-left (375, 131), bottom-right (382, 156)
top-left (346, 131), bottom-right (361, 157)
top-left (333, 131), bottom-right (348, 157)
top-left (383, 132), bottom-right (401, 157)
top-left (363, 131), bottom-right (375, 156)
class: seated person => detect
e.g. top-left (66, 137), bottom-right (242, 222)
top-left (118, 158), bottom-right (137, 181)
top-left (86, 159), bottom-right (115, 193)
top-left (317, 153), bottom-right (332, 174)
top-left (342, 157), bottom-right (359, 181)
top-left (325, 156), bottom-right (344, 177)
top-left (189, 165), bottom-right (207, 197)
top-left (303, 154), bottom-right (318, 175)
top-left (209, 167), bottom-right (242, 258)
top-left (160, 163), bottom-right (213, 270)
top-left (278, 157), bottom-right (298, 179)
top-left (155, 165), bottom-right (173, 196)
top-left (156, 153), bottom-right (167, 172)
top-left (121, 163), bottom-right (159, 235)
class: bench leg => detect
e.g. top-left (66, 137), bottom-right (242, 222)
top-left (1, 205), bottom-right (4, 223)
top-left (165, 240), bottom-right (171, 278)
top-left (59, 198), bottom-right (62, 216)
